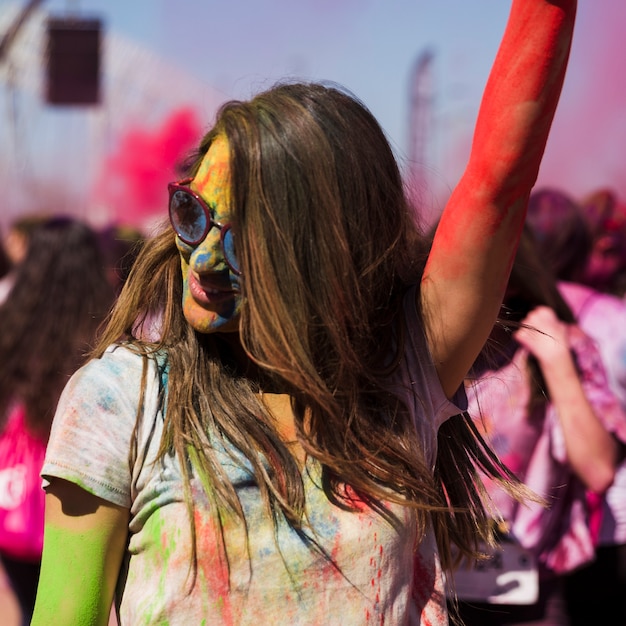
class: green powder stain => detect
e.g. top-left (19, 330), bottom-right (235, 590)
top-left (31, 525), bottom-right (115, 626)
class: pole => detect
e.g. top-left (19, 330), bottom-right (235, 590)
top-left (0, 0), bottom-right (45, 62)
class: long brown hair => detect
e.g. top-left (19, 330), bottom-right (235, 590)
top-left (96, 82), bottom-right (523, 573)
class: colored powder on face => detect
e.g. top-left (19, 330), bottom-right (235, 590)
top-left (193, 136), bottom-right (231, 202)
top-left (89, 107), bottom-right (203, 227)
top-left (178, 135), bottom-right (242, 334)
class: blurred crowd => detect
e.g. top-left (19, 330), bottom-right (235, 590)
top-left (2, 184), bottom-right (626, 626)
top-left (452, 186), bottom-right (626, 626)
top-left (0, 213), bottom-right (143, 626)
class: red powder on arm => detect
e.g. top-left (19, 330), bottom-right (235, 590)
top-left (433, 0), bottom-right (577, 273)
top-left (421, 0), bottom-right (577, 395)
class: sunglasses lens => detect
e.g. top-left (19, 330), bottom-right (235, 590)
top-left (222, 227), bottom-right (240, 274)
top-left (170, 189), bottom-right (207, 244)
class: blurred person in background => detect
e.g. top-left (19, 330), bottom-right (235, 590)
top-left (0, 235), bottom-right (10, 283)
top-left (0, 216), bottom-right (115, 625)
top-left (0, 214), bottom-right (47, 626)
top-left (0, 215), bottom-right (48, 306)
top-left (453, 225), bottom-right (626, 626)
top-left (527, 188), bottom-right (626, 626)
top-left (2, 215), bottom-right (48, 267)
top-left (0, 230), bottom-right (18, 626)
top-left (98, 223), bottom-right (145, 296)
top-left (579, 188), bottom-right (626, 298)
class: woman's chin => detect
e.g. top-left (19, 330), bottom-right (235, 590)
top-left (183, 303), bottom-right (240, 334)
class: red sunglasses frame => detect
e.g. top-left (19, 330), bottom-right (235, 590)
top-left (168, 178), bottom-right (241, 275)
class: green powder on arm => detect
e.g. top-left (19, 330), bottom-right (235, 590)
top-left (32, 525), bottom-right (115, 626)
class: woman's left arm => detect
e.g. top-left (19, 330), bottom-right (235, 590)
top-left (31, 479), bottom-right (129, 626)
top-left (421, 0), bottom-right (577, 397)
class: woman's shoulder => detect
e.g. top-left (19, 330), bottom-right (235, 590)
top-left (560, 280), bottom-right (626, 318)
top-left (50, 343), bottom-right (167, 455)
top-left (69, 343), bottom-right (166, 397)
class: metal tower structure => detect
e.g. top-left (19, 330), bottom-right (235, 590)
top-left (407, 48), bottom-right (435, 195)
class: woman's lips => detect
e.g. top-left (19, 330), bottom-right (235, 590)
top-left (188, 271), bottom-right (237, 305)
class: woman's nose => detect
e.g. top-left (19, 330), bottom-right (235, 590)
top-left (188, 229), bottom-right (227, 273)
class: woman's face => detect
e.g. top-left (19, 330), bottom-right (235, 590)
top-left (175, 135), bottom-right (243, 334)
top-left (583, 234), bottom-right (626, 291)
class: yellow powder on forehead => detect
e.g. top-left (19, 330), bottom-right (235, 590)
top-left (193, 135), bottom-right (231, 194)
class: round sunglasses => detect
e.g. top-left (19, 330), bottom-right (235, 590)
top-left (168, 178), bottom-right (241, 275)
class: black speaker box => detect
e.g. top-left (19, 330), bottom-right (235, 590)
top-left (45, 17), bottom-right (102, 105)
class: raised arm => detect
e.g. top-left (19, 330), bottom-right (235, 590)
top-left (421, 0), bottom-right (577, 397)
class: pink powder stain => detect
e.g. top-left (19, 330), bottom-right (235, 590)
top-left (317, 508), bottom-right (376, 597)
top-left (192, 508), bottom-right (235, 625)
top-left (411, 548), bottom-right (437, 616)
top-left (371, 533), bottom-right (383, 611)
top-left (90, 107), bottom-right (203, 227)
top-left (342, 483), bottom-right (369, 511)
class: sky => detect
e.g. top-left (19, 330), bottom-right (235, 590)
top-left (0, 0), bottom-right (625, 229)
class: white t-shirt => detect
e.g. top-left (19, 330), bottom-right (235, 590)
top-left (43, 287), bottom-right (466, 625)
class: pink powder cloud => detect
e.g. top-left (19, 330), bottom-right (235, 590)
top-left (529, 2), bottom-right (626, 201)
top-left (441, 3), bottom-right (626, 205)
top-left (90, 107), bottom-right (203, 227)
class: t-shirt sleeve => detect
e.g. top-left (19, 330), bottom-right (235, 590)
top-left (402, 284), bottom-right (468, 424)
top-left (42, 345), bottom-right (149, 508)
top-left (394, 286), bottom-right (468, 468)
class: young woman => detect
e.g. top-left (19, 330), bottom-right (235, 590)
top-left (31, 1), bottom-right (577, 624)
